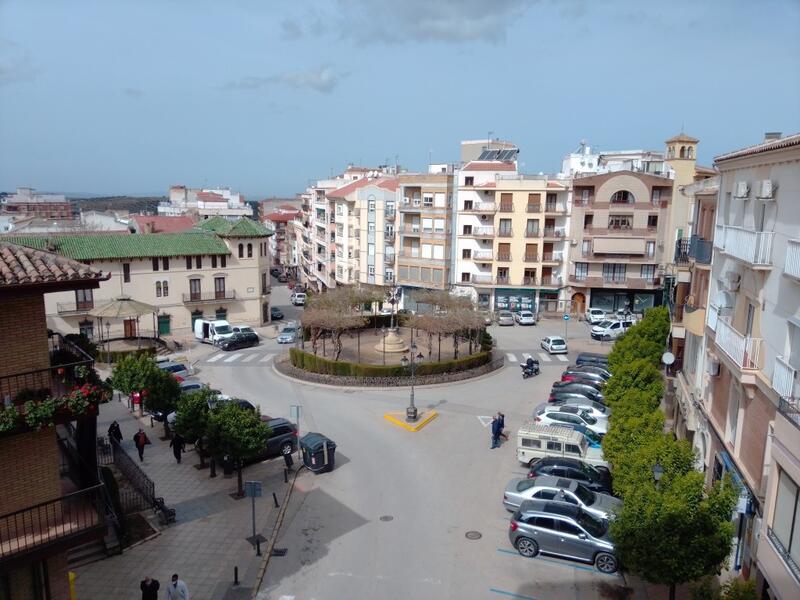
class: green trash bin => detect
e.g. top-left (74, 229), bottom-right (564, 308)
top-left (299, 433), bottom-right (336, 473)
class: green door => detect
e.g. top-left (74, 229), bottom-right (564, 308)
top-left (158, 314), bottom-right (171, 335)
top-left (191, 310), bottom-right (203, 329)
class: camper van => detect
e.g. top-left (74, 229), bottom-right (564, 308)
top-left (517, 421), bottom-right (608, 469)
top-left (194, 319), bottom-right (235, 345)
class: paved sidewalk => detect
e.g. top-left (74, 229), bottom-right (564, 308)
top-left (74, 396), bottom-right (292, 599)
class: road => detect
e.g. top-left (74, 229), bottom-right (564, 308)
top-left (193, 286), bottom-right (641, 600)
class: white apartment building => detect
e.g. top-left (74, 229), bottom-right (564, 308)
top-left (560, 140), bottom-right (672, 178)
top-left (159, 186), bottom-right (253, 219)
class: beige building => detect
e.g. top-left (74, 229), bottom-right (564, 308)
top-left (4, 217), bottom-right (274, 338)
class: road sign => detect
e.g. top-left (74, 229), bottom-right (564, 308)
top-left (244, 481), bottom-right (262, 498)
top-left (290, 405), bottom-right (301, 420)
top-left (563, 314), bottom-right (570, 321)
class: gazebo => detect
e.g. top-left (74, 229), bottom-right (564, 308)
top-left (88, 294), bottom-right (158, 351)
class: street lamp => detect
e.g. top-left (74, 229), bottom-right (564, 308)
top-left (653, 462), bottom-right (664, 488)
top-left (105, 321), bottom-right (111, 363)
top-left (385, 286), bottom-right (400, 331)
top-left (381, 326), bottom-right (387, 365)
top-left (401, 342), bottom-right (424, 422)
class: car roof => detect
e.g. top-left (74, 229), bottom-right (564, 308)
top-left (549, 336), bottom-right (565, 342)
top-left (532, 475), bottom-right (580, 492)
top-left (518, 499), bottom-right (581, 519)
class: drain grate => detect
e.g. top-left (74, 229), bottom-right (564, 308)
top-left (379, 515), bottom-right (394, 522)
top-left (465, 531), bottom-right (482, 540)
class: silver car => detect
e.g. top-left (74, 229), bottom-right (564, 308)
top-left (156, 361), bottom-right (189, 380)
top-left (503, 475), bottom-right (621, 520)
top-left (277, 324), bottom-right (299, 344)
top-left (508, 499), bottom-right (619, 573)
top-left (497, 311), bottom-right (515, 326)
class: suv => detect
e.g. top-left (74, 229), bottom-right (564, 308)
top-left (255, 417), bottom-right (298, 459)
top-left (508, 499), bottom-right (619, 573)
top-left (290, 292), bottom-right (307, 306)
top-left (503, 475), bottom-right (621, 520)
top-left (527, 457), bottom-right (612, 494)
top-left (575, 352), bottom-right (609, 368)
top-left (516, 422), bottom-right (607, 469)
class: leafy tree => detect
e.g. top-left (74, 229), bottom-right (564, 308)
top-left (110, 354), bottom-right (180, 433)
top-left (601, 406), bottom-right (664, 471)
top-left (206, 401), bottom-right (271, 497)
top-left (604, 359), bottom-right (664, 405)
top-left (718, 578), bottom-right (757, 600)
top-left (610, 434), bottom-right (697, 500)
top-left (175, 389), bottom-right (213, 467)
top-left (610, 471), bottom-right (737, 600)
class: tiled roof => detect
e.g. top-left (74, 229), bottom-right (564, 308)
top-left (327, 178), bottom-right (371, 199)
top-left (463, 161), bottom-right (517, 172)
top-left (194, 216), bottom-right (273, 238)
top-left (130, 214), bottom-right (196, 233)
top-left (2, 232), bottom-right (229, 260)
top-left (197, 191), bottom-right (225, 202)
top-left (264, 212), bottom-right (296, 223)
top-left (0, 241), bottom-right (108, 287)
top-left (715, 133), bottom-right (800, 162)
top-left (376, 179), bottom-right (398, 192)
top-left (665, 133), bottom-right (699, 144)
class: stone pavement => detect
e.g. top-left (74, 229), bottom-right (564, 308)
top-left (74, 395), bottom-right (294, 600)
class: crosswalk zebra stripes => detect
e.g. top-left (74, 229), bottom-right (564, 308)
top-left (506, 352), bottom-right (569, 364)
top-left (201, 351), bottom-right (276, 366)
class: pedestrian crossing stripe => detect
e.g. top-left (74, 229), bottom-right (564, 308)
top-left (556, 354), bottom-right (568, 362)
top-left (259, 354), bottom-right (274, 363)
top-left (242, 354), bottom-right (259, 363)
top-left (224, 353), bottom-right (242, 363)
top-left (206, 354), bottom-right (224, 363)
top-left (506, 353), bottom-right (517, 362)
top-left (538, 353), bottom-right (551, 362)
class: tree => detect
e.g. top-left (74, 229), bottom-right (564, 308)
top-left (603, 359), bottom-right (664, 406)
top-left (141, 369), bottom-right (181, 436)
top-left (111, 353), bottom-right (180, 432)
top-left (206, 401), bottom-right (271, 497)
top-left (175, 389), bottom-right (213, 468)
top-left (601, 403), bottom-right (664, 471)
top-left (302, 288), bottom-right (367, 360)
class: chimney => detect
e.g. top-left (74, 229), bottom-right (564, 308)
top-left (764, 132), bottom-right (782, 142)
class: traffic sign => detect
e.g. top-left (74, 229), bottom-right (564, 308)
top-left (244, 481), bottom-right (262, 498)
top-left (563, 314), bottom-right (570, 321)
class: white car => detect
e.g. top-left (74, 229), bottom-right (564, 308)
top-left (541, 336), bottom-right (568, 354)
top-left (534, 405), bottom-right (607, 435)
top-left (379, 307), bottom-right (394, 316)
top-left (539, 400), bottom-right (609, 422)
top-left (290, 292), bottom-right (307, 306)
top-left (585, 308), bottom-right (606, 324)
top-left (497, 311), bottom-right (515, 326)
top-left (503, 475), bottom-right (622, 520)
top-left (514, 311), bottom-right (536, 326)
top-left (590, 320), bottom-right (634, 341)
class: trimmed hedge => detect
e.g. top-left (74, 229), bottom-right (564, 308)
top-left (289, 347), bottom-right (492, 378)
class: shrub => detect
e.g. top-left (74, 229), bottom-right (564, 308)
top-left (604, 359), bottom-right (664, 405)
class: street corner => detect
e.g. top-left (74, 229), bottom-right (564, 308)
top-left (383, 410), bottom-right (438, 432)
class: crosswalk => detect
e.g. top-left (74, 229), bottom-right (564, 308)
top-left (505, 352), bottom-right (569, 364)
top-left (204, 351), bottom-right (276, 366)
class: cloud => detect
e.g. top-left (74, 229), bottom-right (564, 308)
top-left (123, 87), bottom-right (143, 98)
top-left (222, 65), bottom-right (344, 94)
top-left (0, 39), bottom-right (39, 85)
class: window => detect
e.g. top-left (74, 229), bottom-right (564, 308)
top-left (602, 264), bottom-right (627, 282)
top-left (162, 258), bottom-right (169, 271)
top-left (565, 444), bottom-right (582, 456)
top-left (581, 240), bottom-right (591, 256)
top-left (464, 176), bottom-right (474, 186)
top-left (76, 288), bottom-right (93, 310)
top-left (647, 215), bottom-right (658, 228)
top-left (463, 200), bottom-right (473, 210)
top-left (221, 255), bottom-right (226, 268)
top-left (368, 200), bottom-right (376, 212)
top-left (521, 438), bottom-right (541, 448)
top-left (247, 243), bottom-right (253, 258)
top-left (640, 265), bottom-right (656, 281)
top-left (186, 256), bottom-right (192, 269)
top-left (652, 188), bottom-right (661, 204)
top-left (195, 256), bottom-right (202, 269)
top-left (368, 265), bottom-right (375, 277)
top-left (368, 222), bottom-right (376, 233)
top-left (79, 320), bottom-right (94, 339)
top-left (557, 521), bottom-right (582, 535)
top-left (215, 308), bottom-right (227, 321)
top-left (162, 280), bottom-right (169, 297)
top-left (546, 441), bottom-right (562, 452)
top-left (772, 469), bottom-right (800, 568)
top-left (152, 258), bottom-right (159, 271)
top-left (498, 219), bottom-right (512, 236)
top-left (368, 243), bottom-right (375, 256)
top-left (122, 263), bottom-right (131, 283)
top-left (581, 189), bottom-right (590, 204)
top-left (533, 490), bottom-right (558, 500)
top-left (575, 263), bottom-right (589, 279)
top-left (646, 241), bottom-right (656, 257)
top-left (608, 215), bottom-right (633, 229)
top-left (189, 278), bottom-right (201, 301)
top-left (463, 225), bottom-right (473, 235)
top-left (533, 517), bottom-right (556, 531)
top-left (238, 244), bottom-right (244, 258)
top-left (155, 281), bottom-right (162, 297)
top-left (423, 194), bottom-right (433, 207)
top-left (262, 272), bottom-right (268, 295)
top-left (461, 272), bottom-right (471, 283)
top-left (386, 201), bottom-right (395, 213)
top-left (214, 277), bottom-right (226, 300)
top-left (610, 190), bottom-right (635, 204)
top-left (212, 256), bottom-right (217, 268)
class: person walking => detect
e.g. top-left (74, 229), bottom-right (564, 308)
top-left (108, 421), bottom-right (123, 444)
top-left (140, 576), bottom-right (160, 600)
top-left (490, 416), bottom-right (501, 449)
top-left (133, 429), bottom-right (150, 462)
top-left (166, 574), bottom-right (189, 600)
top-left (169, 432), bottom-right (185, 464)
top-left (498, 412), bottom-right (508, 441)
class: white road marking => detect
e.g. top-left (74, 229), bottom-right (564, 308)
top-left (556, 354), bottom-right (569, 362)
top-left (259, 354), bottom-right (274, 363)
top-left (477, 415), bottom-right (493, 428)
top-left (206, 354), bottom-right (224, 363)
top-left (538, 353), bottom-right (551, 362)
top-left (224, 353), bottom-right (242, 363)
top-left (241, 353), bottom-right (259, 363)
top-left (506, 353), bottom-right (517, 362)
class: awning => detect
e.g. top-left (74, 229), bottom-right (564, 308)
top-left (718, 451), bottom-right (754, 514)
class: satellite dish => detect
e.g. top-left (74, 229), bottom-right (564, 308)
top-left (662, 352), bottom-right (675, 366)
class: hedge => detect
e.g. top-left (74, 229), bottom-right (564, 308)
top-left (289, 347), bottom-right (492, 378)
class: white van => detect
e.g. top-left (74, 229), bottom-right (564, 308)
top-left (194, 319), bottom-right (235, 345)
top-left (590, 319), bottom-right (634, 341)
top-left (517, 421), bottom-right (608, 468)
top-left (290, 292), bottom-right (307, 306)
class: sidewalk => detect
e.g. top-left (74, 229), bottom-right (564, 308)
top-left (74, 394), bottom-right (292, 599)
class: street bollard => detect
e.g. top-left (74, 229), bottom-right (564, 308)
top-left (272, 492), bottom-right (279, 508)
top-left (256, 540), bottom-right (262, 556)
top-left (233, 566), bottom-right (239, 586)
top-left (283, 468), bottom-right (288, 483)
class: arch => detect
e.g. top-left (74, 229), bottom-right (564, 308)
top-left (238, 243), bottom-right (244, 258)
top-left (571, 292), bottom-right (586, 315)
top-left (247, 243), bottom-right (253, 258)
top-left (687, 146), bottom-right (694, 159)
top-left (679, 146), bottom-right (686, 158)
top-left (667, 146), bottom-right (675, 159)
top-left (610, 190), bottom-right (635, 204)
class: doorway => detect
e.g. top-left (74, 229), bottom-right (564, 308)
top-left (123, 318), bottom-right (137, 338)
top-left (157, 314), bottom-right (171, 336)
top-left (571, 292), bottom-right (586, 315)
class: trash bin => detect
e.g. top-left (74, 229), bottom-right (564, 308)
top-left (221, 454), bottom-right (235, 476)
top-left (299, 432), bottom-right (336, 473)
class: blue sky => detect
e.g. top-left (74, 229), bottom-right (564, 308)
top-left (1, 0), bottom-right (798, 197)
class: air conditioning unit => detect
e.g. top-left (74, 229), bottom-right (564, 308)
top-left (756, 180), bottom-right (774, 200)
top-left (724, 271), bottom-right (741, 291)
top-left (707, 359), bottom-right (721, 377)
top-left (734, 181), bottom-right (750, 198)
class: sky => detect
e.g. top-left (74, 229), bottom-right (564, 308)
top-left (1, 0), bottom-right (798, 198)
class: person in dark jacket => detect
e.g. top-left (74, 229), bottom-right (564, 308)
top-left (133, 429), bottom-right (150, 462)
top-left (169, 432), bottom-right (185, 464)
top-left (108, 421), bottom-right (123, 444)
top-left (498, 412), bottom-right (508, 441)
top-left (141, 576), bottom-right (160, 600)
top-left (490, 416), bottom-right (502, 449)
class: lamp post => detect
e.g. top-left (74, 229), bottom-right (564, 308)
top-left (105, 321), bottom-right (111, 363)
top-left (401, 343), bottom-right (424, 422)
top-left (652, 462), bottom-right (664, 489)
top-left (381, 326), bottom-right (387, 365)
top-left (385, 286), bottom-right (400, 331)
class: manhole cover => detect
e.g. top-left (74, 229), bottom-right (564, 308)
top-left (379, 515), bottom-right (394, 522)
top-left (465, 531), bottom-right (482, 540)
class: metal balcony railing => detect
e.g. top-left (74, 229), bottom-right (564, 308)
top-left (674, 238), bottom-right (691, 264)
top-left (525, 229), bottom-right (541, 238)
top-left (56, 301), bottom-right (94, 315)
top-left (542, 228), bottom-right (565, 238)
top-left (472, 250), bottom-right (494, 260)
top-left (688, 235), bottom-right (713, 264)
top-left (542, 252), bottom-right (562, 262)
top-left (544, 203), bottom-right (567, 213)
top-left (182, 290), bottom-right (236, 303)
top-left (715, 225), bottom-right (774, 266)
top-left (772, 355), bottom-right (798, 399)
top-left (785, 240), bottom-right (800, 280)
top-left (715, 317), bottom-right (762, 370)
top-left (496, 252), bottom-right (512, 261)
top-left (462, 226), bottom-right (495, 237)
top-left (497, 228), bottom-right (513, 238)
top-left (462, 202), bottom-right (496, 213)
top-left (0, 484), bottom-right (106, 563)
top-left (498, 204), bottom-right (514, 213)
top-left (766, 526), bottom-right (800, 583)
top-left (523, 253), bottom-right (539, 262)
top-left (470, 274), bottom-right (494, 284)
top-left (526, 203), bottom-right (541, 213)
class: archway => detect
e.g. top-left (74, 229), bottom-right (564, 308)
top-left (571, 292), bottom-right (586, 315)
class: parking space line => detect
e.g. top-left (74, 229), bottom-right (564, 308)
top-left (506, 353), bottom-right (517, 362)
top-left (495, 548), bottom-right (622, 578)
top-left (538, 353), bottom-right (551, 362)
top-left (242, 354), bottom-right (259, 363)
top-left (556, 355), bottom-right (568, 362)
top-left (224, 353), bottom-right (242, 363)
top-left (489, 588), bottom-right (538, 600)
top-left (206, 354), bottom-right (224, 363)
top-left (259, 354), bottom-right (274, 363)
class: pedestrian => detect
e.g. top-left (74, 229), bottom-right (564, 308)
top-left (108, 420), bottom-right (123, 444)
top-left (140, 576), bottom-right (160, 600)
top-left (133, 429), bottom-right (150, 462)
top-left (490, 416), bottom-right (501, 449)
top-left (169, 432), bottom-right (185, 464)
top-left (166, 574), bottom-right (189, 600)
top-left (498, 412), bottom-right (508, 441)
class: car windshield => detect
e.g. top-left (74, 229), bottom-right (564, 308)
top-left (578, 462), bottom-right (599, 478)
top-left (577, 510), bottom-right (607, 537)
top-left (597, 321), bottom-right (614, 328)
top-left (283, 327), bottom-right (297, 334)
top-left (551, 338), bottom-right (565, 345)
top-left (500, 312), bottom-right (512, 317)
top-left (574, 484), bottom-right (596, 506)
top-left (239, 327), bottom-right (254, 333)
top-left (583, 429), bottom-right (601, 445)
top-left (516, 479), bottom-right (538, 492)
top-left (520, 312), bottom-right (533, 317)
top-left (215, 325), bottom-right (232, 334)
top-left (580, 411), bottom-right (597, 425)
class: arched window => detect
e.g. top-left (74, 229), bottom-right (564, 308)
top-left (667, 146), bottom-right (675, 159)
top-left (238, 243), bottom-right (244, 258)
top-left (162, 280), bottom-right (169, 297)
top-left (687, 146), bottom-right (694, 159)
top-left (679, 146), bottom-right (686, 158)
top-left (247, 243), bottom-right (253, 258)
top-left (610, 191), bottom-right (635, 204)
top-left (155, 281), bottom-right (162, 297)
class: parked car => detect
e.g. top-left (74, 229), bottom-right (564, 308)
top-left (219, 332), bottom-right (259, 351)
top-left (497, 311), bottom-right (515, 326)
top-left (590, 319), bottom-right (634, 341)
top-left (514, 311), bottom-right (536, 326)
top-left (567, 364), bottom-right (612, 380)
top-left (550, 397), bottom-right (610, 417)
top-left (179, 379), bottom-right (206, 394)
top-left (252, 417), bottom-right (298, 460)
top-left (277, 273), bottom-right (288, 283)
top-left (575, 352), bottom-right (610, 368)
top-left (548, 390), bottom-right (604, 406)
top-left (561, 370), bottom-right (609, 386)
top-left (527, 457), bottom-right (612, 494)
top-left (541, 336), bottom-right (568, 355)
top-left (516, 422), bottom-right (607, 469)
top-left (232, 325), bottom-right (259, 337)
top-left (290, 292), bottom-right (307, 306)
top-left (270, 267), bottom-right (282, 276)
top-left (551, 382), bottom-right (605, 402)
top-left (552, 423), bottom-right (604, 448)
top-left (508, 500), bottom-right (619, 573)
top-left (207, 397), bottom-right (255, 412)
top-left (534, 405), bottom-right (607, 435)
top-left (156, 361), bottom-right (189, 382)
top-left (585, 308), bottom-right (606, 324)
top-left (503, 475), bottom-right (622, 520)
top-left (270, 307), bottom-right (284, 320)
top-left (478, 310), bottom-right (493, 326)
top-left (554, 377), bottom-right (605, 392)
top-left (277, 324), bottom-right (299, 344)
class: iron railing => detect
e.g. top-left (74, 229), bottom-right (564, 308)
top-left (674, 238), bottom-right (691, 264)
top-left (766, 526), bottom-right (800, 584)
top-left (181, 290), bottom-right (237, 303)
top-left (111, 438), bottom-right (155, 506)
top-left (778, 399), bottom-right (800, 431)
top-left (689, 235), bottom-right (713, 264)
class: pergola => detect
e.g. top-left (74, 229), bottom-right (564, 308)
top-left (88, 294), bottom-right (158, 350)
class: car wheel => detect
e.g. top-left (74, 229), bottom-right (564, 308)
top-left (595, 552), bottom-right (618, 574)
top-left (515, 537), bottom-right (539, 558)
top-left (280, 442), bottom-right (293, 455)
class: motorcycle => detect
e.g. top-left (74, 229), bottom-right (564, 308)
top-left (520, 359), bottom-right (540, 379)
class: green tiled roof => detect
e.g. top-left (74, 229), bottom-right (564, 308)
top-left (2, 232), bottom-right (230, 260)
top-left (195, 216), bottom-right (273, 238)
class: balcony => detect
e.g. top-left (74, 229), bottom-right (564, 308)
top-left (400, 203), bottom-right (448, 214)
top-left (785, 240), bottom-right (800, 281)
top-left (584, 226), bottom-right (656, 237)
top-left (544, 203), bottom-right (567, 214)
top-left (523, 253), bottom-right (539, 262)
top-left (495, 252), bottom-right (512, 262)
top-left (56, 301), bottom-right (94, 315)
top-left (461, 226), bottom-right (495, 238)
top-left (496, 276), bottom-right (510, 285)
top-left (524, 229), bottom-right (542, 238)
top-left (772, 356), bottom-right (798, 399)
top-left (778, 399), bottom-right (800, 431)
top-left (526, 203), bottom-right (542, 213)
top-left (688, 235), bottom-right (713, 265)
top-left (461, 202), bottom-right (496, 213)
top-left (397, 250), bottom-right (445, 263)
top-left (182, 290), bottom-right (237, 303)
top-left (469, 274), bottom-right (494, 284)
top-left (683, 303), bottom-right (707, 337)
top-left (541, 252), bottom-right (563, 263)
top-left (714, 225), bottom-right (774, 267)
top-left (542, 227), bottom-right (566, 239)
top-left (541, 275), bottom-right (562, 286)
top-left (765, 526), bottom-right (800, 584)
top-left (0, 484), bottom-right (106, 565)
top-left (498, 204), bottom-right (514, 213)
top-left (522, 276), bottom-right (538, 286)
top-left (472, 249), bottom-right (494, 261)
top-left (714, 317), bottom-right (762, 371)
top-left (674, 238), bottom-right (691, 265)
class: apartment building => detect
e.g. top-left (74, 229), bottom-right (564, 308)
top-left (1, 187), bottom-right (77, 221)
top-left (4, 217), bottom-right (274, 338)
top-left (0, 242), bottom-right (108, 599)
top-left (158, 186), bottom-right (253, 219)
top-left (263, 208), bottom-right (301, 267)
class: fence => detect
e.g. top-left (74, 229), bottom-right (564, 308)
top-left (97, 436), bottom-right (153, 515)
top-left (110, 438), bottom-right (155, 505)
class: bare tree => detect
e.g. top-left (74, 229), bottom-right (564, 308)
top-left (302, 289), bottom-right (367, 361)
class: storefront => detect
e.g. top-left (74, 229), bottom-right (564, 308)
top-left (494, 288), bottom-right (535, 313)
top-left (589, 288), bottom-right (663, 314)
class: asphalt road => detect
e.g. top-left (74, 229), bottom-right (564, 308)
top-left (195, 286), bottom-right (640, 600)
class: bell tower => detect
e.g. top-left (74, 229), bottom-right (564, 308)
top-left (665, 132), bottom-right (699, 187)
